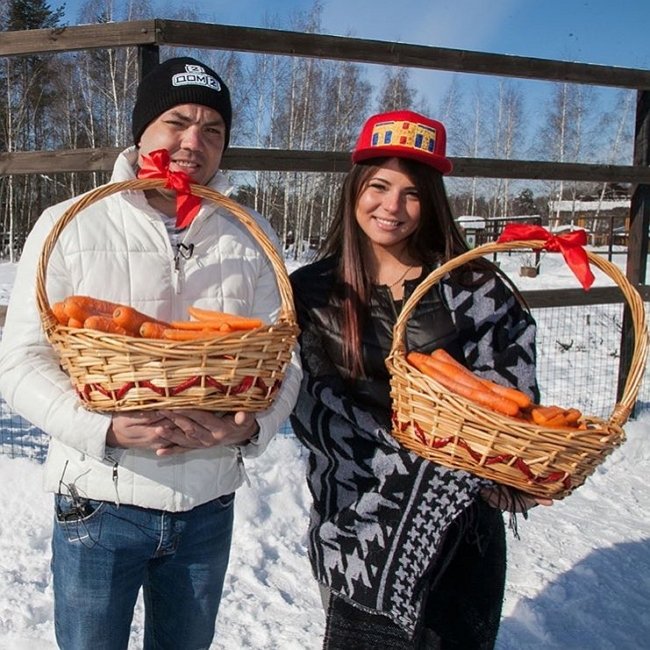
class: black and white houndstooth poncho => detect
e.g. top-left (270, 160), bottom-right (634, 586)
top-left (290, 262), bottom-right (538, 638)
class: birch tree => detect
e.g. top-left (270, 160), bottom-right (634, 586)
top-left (268, 2), bottom-right (327, 255)
top-left (536, 81), bottom-right (597, 228)
top-left (466, 82), bottom-right (486, 216)
top-left (376, 67), bottom-right (420, 112)
top-left (76, 0), bottom-right (151, 147)
top-left (486, 80), bottom-right (525, 218)
top-left (438, 76), bottom-right (481, 214)
top-left (1, 0), bottom-right (65, 260)
top-left (313, 58), bottom-right (372, 245)
top-left (241, 46), bottom-right (289, 220)
top-left (593, 89), bottom-right (634, 224)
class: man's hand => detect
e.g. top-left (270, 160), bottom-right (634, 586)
top-left (108, 411), bottom-right (209, 453)
top-left (153, 409), bottom-right (260, 457)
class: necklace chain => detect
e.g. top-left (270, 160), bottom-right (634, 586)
top-left (387, 264), bottom-right (414, 289)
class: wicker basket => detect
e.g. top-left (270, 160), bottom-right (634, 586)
top-left (386, 240), bottom-right (648, 499)
top-left (36, 178), bottom-right (299, 412)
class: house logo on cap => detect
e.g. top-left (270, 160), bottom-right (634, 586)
top-left (172, 64), bottom-right (222, 91)
top-left (370, 119), bottom-right (437, 154)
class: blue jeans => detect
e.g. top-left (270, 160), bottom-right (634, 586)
top-left (52, 492), bottom-right (234, 650)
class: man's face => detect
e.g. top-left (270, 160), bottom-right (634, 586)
top-left (136, 103), bottom-right (227, 186)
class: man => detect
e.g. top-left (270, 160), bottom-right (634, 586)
top-left (0, 57), bottom-right (301, 649)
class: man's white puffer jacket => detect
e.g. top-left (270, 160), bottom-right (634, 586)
top-left (0, 147), bottom-right (301, 511)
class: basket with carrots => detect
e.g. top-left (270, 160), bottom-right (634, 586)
top-left (36, 179), bottom-right (299, 413)
top-left (385, 237), bottom-right (648, 499)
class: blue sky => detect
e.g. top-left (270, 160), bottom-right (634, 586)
top-left (62, 0), bottom-right (650, 70)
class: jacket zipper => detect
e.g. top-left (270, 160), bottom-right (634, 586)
top-left (380, 283), bottom-right (406, 323)
top-left (111, 461), bottom-right (120, 507)
top-left (236, 447), bottom-right (252, 487)
top-left (171, 210), bottom-right (205, 296)
top-left (172, 240), bottom-right (197, 295)
top-left (172, 245), bottom-right (184, 295)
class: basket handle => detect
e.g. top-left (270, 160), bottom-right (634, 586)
top-left (36, 178), bottom-right (296, 334)
top-left (389, 239), bottom-right (648, 428)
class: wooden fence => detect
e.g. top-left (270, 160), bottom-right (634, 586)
top-left (1, 18), bottom-right (649, 397)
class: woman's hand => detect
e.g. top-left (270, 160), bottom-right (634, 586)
top-left (480, 486), bottom-right (553, 513)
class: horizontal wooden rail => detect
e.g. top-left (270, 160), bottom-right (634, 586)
top-left (154, 20), bottom-right (650, 90)
top-left (0, 20), bottom-right (159, 55)
top-left (0, 20), bottom-right (158, 56)
top-left (0, 148), bottom-right (123, 175)
top-left (2, 147), bottom-right (650, 183)
top-left (523, 285), bottom-right (650, 308)
top-left (2, 19), bottom-right (650, 90)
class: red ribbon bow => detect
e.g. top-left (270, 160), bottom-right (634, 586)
top-left (137, 149), bottom-right (202, 229)
top-left (497, 223), bottom-right (595, 290)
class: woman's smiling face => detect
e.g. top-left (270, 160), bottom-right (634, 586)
top-left (355, 158), bottom-right (421, 255)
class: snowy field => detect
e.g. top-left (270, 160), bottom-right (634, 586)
top-left (0, 248), bottom-right (649, 649)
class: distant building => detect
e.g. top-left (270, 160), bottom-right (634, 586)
top-left (456, 214), bottom-right (540, 246)
top-left (457, 215), bottom-right (487, 231)
top-left (547, 185), bottom-right (631, 246)
top-left (456, 215), bottom-right (486, 247)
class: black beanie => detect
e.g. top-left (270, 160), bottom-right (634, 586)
top-left (131, 57), bottom-right (232, 150)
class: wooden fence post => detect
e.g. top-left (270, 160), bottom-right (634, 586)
top-left (617, 89), bottom-right (650, 406)
top-left (138, 44), bottom-right (160, 81)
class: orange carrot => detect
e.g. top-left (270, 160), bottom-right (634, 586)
top-left (52, 301), bottom-right (69, 325)
top-left (423, 350), bottom-right (582, 427)
top-left (83, 315), bottom-right (129, 335)
top-left (530, 405), bottom-right (583, 428)
top-left (187, 306), bottom-right (263, 330)
top-left (478, 378), bottom-right (532, 409)
top-left (406, 352), bottom-right (520, 417)
top-left (139, 321), bottom-right (168, 339)
top-left (169, 320), bottom-right (233, 332)
top-left (64, 295), bottom-right (121, 323)
top-left (187, 306), bottom-right (236, 320)
top-left (113, 306), bottom-right (167, 336)
top-left (563, 408), bottom-right (582, 425)
top-left (545, 414), bottom-right (573, 427)
top-left (406, 351), bottom-right (440, 375)
top-left (221, 317), bottom-right (262, 330)
top-left (530, 405), bottom-right (565, 425)
top-left (424, 355), bottom-right (487, 392)
top-left (431, 348), bottom-right (532, 409)
top-left (161, 328), bottom-right (225, 341)
top-left (63, 300), bottom-right (92, 323)
top-left (430, 348), bottom-right (477, 378)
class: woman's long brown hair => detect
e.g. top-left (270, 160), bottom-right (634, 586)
top-left (318, 157), bottom-right (472, 378)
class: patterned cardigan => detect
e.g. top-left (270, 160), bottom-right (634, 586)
top-left (289, 260), bottom-right (538, 637)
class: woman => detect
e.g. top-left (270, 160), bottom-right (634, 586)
top-left (290, 110), bottom-right (550, 649)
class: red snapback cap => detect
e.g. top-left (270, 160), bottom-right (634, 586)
top-left (351, 110), bottom-right (453, 175)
